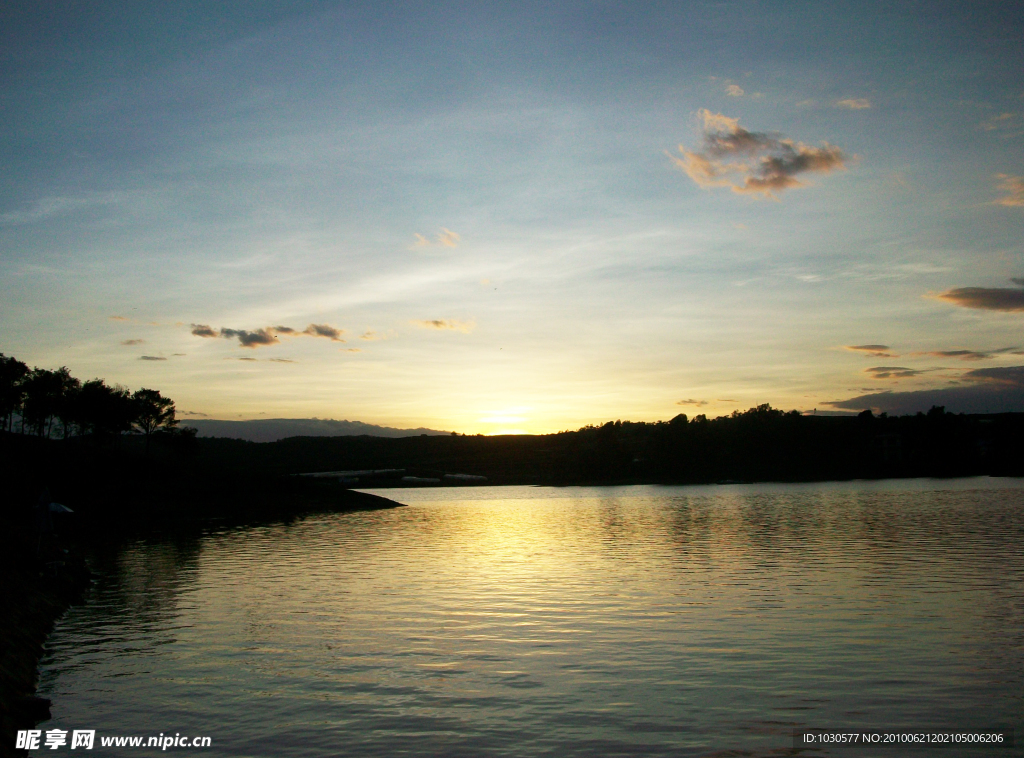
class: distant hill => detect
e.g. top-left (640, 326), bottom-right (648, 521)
top-left (184, 418), bottom-right (451, 443)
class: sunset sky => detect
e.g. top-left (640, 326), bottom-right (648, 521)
top-left (2, 2), bottom-right (1022, 434)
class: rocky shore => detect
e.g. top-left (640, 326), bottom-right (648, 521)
top-left (0, 546), bottom-right (90, 758)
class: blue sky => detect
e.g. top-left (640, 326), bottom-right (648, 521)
top-left (2, 1), bottom-right (1022, 433)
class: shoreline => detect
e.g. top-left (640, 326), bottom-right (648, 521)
top-left (0, 484), bottom-right (403, 758)
top-left (0, 552), bottom-right (90, 758)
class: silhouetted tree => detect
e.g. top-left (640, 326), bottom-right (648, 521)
top-left (55, 373), bottom-right (82, 439)
top-left (77, 379), bottom-right (134, 444)
top-left (131, 388), bottom-right (177, 454)
top-left (0, 353), bottom-right (29, 432)
top-left (22, 367), bottom-right (77, 437)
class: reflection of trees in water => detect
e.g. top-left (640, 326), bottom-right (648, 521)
top-left (665, 488), bottom-right (1024, 566)
top-left (662, 486), bottom-right (1024, 673)
top-left (83, 536), bottom-right (204, 627)
top-left (38, 536), bottom-right (205, 682)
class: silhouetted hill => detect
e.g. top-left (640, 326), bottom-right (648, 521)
top-left (186, 418), bottom-right (451, 442)
top-left (191, 406), bottom-right (1024, 486)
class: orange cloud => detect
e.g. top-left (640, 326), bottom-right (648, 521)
top-left (670, 110), bottom-right (846, 199)
top-left (994, 174), bottom-right (1024, 207)
top-left (413, 319), bottom-right (474, 333)
top-left (410, 228), bottom-right (461, 249)
top-left (836, 98), bottom-right (871, 109)
top-left (844, 344), bottom-right (898, 358)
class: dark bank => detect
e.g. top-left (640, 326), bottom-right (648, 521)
top-left (0, 430), bottom-right (401, 758)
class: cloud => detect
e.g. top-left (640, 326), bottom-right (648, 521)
top-left (725, 84), bottom-right (744, 97)
top-left (179, 410), bottom-right (208, 417)
top-left (836, 98), bottom-right (871, 109)
top-left (410, 228), bottom-right (461, 249)
top-left (121, 339), bottom-right (144, 346)
top-left (191, 322), bottom-right (347, 347)
top-left (934, 279), bottom-right (1024, 311)
top-left (235, 356), bottom-right (257, 361)
top-left (913, 349), bottom-right (1004, 361)
top-left (979, 113), bottom-right (1017, 132)
top-left (676, 398), bottom-right (709, 406)
top-left (139, 355), bottom-right (167, 361)
top-left (413, 319), bottom-right (474, 333)
top-left (827, 366), bottom-right (1024, 414)
top-left (303, 323), bottom-right (345, 341)
top-left (845, 344), bottom-right (897, 358)
top-left (437, 228), bottom-right (460, 247)
top-left (269, 358), bottom-right (296, 363)
top-left (0, 194), bottom-right (120, 226)
top-left (866, 366), bottom-right (922, 379)
top-left (221, 327), bottom-right (279, 348)
top-left (360, 331), bottom-right (384, 341)
top-left (669, 109), bottom-right (847, 198)
top-left (994, 174), bottom-right (1024, 206)
top-left (966, 366), bottom-right (1024, 386)
top-left (109, 316), bottom-right (130, 322)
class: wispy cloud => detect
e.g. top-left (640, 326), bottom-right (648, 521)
top-left (979, 112), bottom-right (1017, 133)
top-left (676, 398), bottom-right (709, 406)
top-left (845, 344), bottom-right (898, 358)
top-left (866, 366), bottom-right (922, 379)
top-left (994, 174), bottom-right (1024, 206)
top-left (725, 84), bottom-right (744, 97)
top-left (109, 316), bottom-right (130, 322)
top-left (934, 279), bottom-right (1024, 311)
top-left (121, 339), bottom-right (145, 346)
top-left (229, 356), bottom-right (297, 363)
top-left (413, 319), bottom-right (474, 333)
top-left (360, 331), bottom-right (384, 341)
top-left (836, 98), bottom-right (871, 109)
top-left (669, 109), bottom-right (847, 198)
top-left (410, 228), bottom-right (461, 249)
top-left (139, 355), bottom-right (167, 361)
top-left (913, 349), bottom-right (1007, 361)
top-left (0, 194), bottom-right (118, 226)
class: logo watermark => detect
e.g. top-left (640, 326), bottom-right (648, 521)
top-left (16, 730), bottom-right (212, 751)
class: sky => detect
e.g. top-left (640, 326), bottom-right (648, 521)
top-left (1, 1), bottom-right (1023, 434)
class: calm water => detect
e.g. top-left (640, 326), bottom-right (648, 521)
top-left (38, 479), bottom-right (1024, 756)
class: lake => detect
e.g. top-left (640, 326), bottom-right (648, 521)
top-left (37, 479), bottom-right (1024, 756)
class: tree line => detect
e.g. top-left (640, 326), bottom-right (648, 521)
top-left (188, 402), bottom-right (1024, 485)
top-left (0, 352), bottom-right (182, 452)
